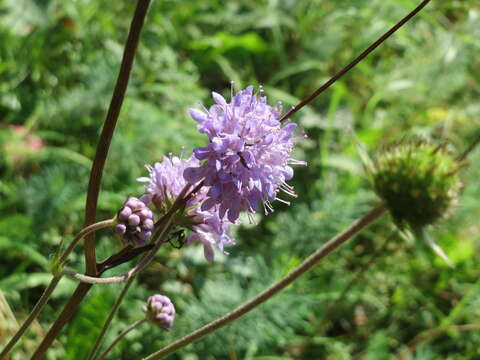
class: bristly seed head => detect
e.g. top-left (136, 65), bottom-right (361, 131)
top-left (371, 139), bottom-right (463, 230)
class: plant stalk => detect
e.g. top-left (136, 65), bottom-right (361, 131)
top-left (279, 0), bottom-right (431, 122)
top-left (143, 203), bottom-right (387, 360)
top-left (86, 276), bottom-right (136, 360)
top-left (97, 319), bottom-right (147, 360)
top-left (0, 219), bottom-right (114, 359)
top-left (30, 1), bottom-right (151, 358)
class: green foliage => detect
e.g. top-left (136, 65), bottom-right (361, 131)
top-left (1, 0), bottom-right (480, 359)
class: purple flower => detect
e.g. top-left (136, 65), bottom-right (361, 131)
top-left (138, 156), bottom-right (235, 261)
top-left (184, 85), bottom-right (306, 222)
top-left (142, 294), bottom-right (175, 329)
top-left (115, 197), bottom-right (154, 246)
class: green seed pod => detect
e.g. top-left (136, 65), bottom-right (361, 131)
top-left (371, 139), bottom-right (463, 230)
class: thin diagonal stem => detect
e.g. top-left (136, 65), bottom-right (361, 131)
top-left (97, 319), bottom-right (147, 360)
top-left (457, 133), bottom-right (480, 161)
top-left (30, 2), bottom-right (151, 358)
top-left (279, 0), bottom-right (431, 122)
top-left (0, 276), bottom-right (61, 359)
top-left (86, 276), bottom-right (136, 360)
top-left (143, 203), bottom-right (387, 360)
top-left (0, 219), bottom-right (114, 359)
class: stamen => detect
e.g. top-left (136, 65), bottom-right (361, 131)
top-left (275, 198), bottom-right (291, 206)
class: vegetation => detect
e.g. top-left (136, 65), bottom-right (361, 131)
top-left (1, 0), bottom-right (480, 359)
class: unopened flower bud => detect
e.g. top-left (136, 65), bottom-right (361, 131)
top-left (116, 197), bottom-right (155, 246)
top-left (142, 294), bottom-right (175, 329)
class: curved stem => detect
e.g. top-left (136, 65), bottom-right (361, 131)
top-left (143, 203), bottom-right (387, 360)
top-left (30, 3), bottom-right (151, 355)
top-left (0, 219), bottom-right (114, 358)
top-left (97, 319), bottom-right (147, 360)
top-left (63, 217), bottom-right (175, 285)
top-left (86, 276), bottom-right (136, 360)
top-left (279, 0), bottom-right (431, 122)
top-left (83, 0), bottom-right (152, 275)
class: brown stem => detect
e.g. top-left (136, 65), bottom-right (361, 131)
top-left (30, 283), bottom-right (92, 360)
top-left (30, 1), bottom-right (151, 358)
top-left (84, 0), bottom-right (151, 275)
top-left (279, 0), bottom-right (431, 122)
top-left (64, 220), bottom-right (175, 285)
top-left (143, 203), bottom-right (386, 360)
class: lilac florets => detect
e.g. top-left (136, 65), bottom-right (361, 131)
top-left (138, 156), bottom-right (235, 261)
top-left (115, 197), bottom-right (154, 246)
top-left (184, 85), bottom-right (306, 223)
top-left (142, 294), bottom-right (175, 329)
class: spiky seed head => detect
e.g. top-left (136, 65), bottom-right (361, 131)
top-left (371, 139), bottom-right (463, 230)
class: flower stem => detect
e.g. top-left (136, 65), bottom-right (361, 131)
top-left (64, 217), bottom-right (175, 285)
top-left (30, 2), bottom-right (151, 358)
top-left (457, 133), bottom-right (480, 161)
top-left (86, 276), bottom-right (136, 360)
top-left (143, 203), bottom-right (387, 360)
top-left (97, 319), bottom-right (147, 360)
top-left (0, 219), bottom-right (114, 358)
top-left (279, 0), bottom-right (431, 122)
top-left (83, 0), bottom-right (152, 275)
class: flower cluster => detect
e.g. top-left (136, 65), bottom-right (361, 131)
top-left (115, 197), bottom-right (154, 246)
top-left (184, 86), bottom-right (305, 222)
top-left (139, 156), bottom-right (235, 261)
top-left (137, 86), bottom-right (303, 261)
top-left (143, 294), bottom-right (175, 329)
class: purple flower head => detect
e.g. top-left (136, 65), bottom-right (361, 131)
top-left (184, 85), bottom-right (306, 222)
top-left (115, 197), bottom-right (154, 246)
top-left (138, 155), bottom-right (235, 261)
top-left (142, 294), bottom-right (175, 329)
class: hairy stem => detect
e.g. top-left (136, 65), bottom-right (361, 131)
top-left (30, 1), bottom-right (151, 358)
top-left (97, 319), bottom-right (147, 360)
top-left (279, 0), bottom-right (431, 122)
top-left (0, 219), bottom-right (114, 358)
top-left (86, 277), bottom-right (137, 360)
top-left (143, 203), bottom-right (387, 360)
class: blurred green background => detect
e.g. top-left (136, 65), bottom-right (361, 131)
top-left (1, 0), bottom-right (480, 359)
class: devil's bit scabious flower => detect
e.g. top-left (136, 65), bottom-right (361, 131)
top-left (143, 294), bottom-right (175, 329)
top-left (138, 156), bottom-right (234, 261)
top-left (371, 140), bottom-right (463, 230)
top-left (184, 86), bottom-right (306, 223)
top-left (115, 197), bottom-right (154, 246)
